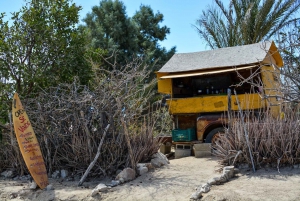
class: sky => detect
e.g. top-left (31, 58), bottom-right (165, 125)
top-left (0, 0), bottom-right (226, 53)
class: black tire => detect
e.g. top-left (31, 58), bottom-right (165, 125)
top-left (205, 127), bottom-right (225, 143)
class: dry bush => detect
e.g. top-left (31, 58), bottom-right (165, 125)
top-left (215, 47), bottom-right (300, 170)
top-left (0, 59), bottom-right (171, 177)
top-left (214, 107), bottom-right (300, 169)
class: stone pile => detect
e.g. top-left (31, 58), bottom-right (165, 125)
top-left (190, 166), bottom-right (238, 200)
top-left (91, 152), bottom-right (169, 197)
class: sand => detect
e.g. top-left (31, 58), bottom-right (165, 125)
top-left (1, 156), bottom-right (300, 201)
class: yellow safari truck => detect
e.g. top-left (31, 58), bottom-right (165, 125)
top-left (156, 41), bottom-right (283, 144)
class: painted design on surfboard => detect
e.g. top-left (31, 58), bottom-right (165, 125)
top-left (12, 93), bottom-right (48, 189)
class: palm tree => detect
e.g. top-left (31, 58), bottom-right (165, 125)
top-left (195, 0), bottom-right (300, 49)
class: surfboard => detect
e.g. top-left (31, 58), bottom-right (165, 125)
top-left (12, 93), bottom-right (48, 189)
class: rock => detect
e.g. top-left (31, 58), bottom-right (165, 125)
top-left (115, 168), bottom-right (136, 182)
top-left (46, 184), bottom-right (54, 191)
top-left (60, 170), bottom-right (69, 179)
top-left (207, 177), bottom-right (218, 185)
top-left (223, 166), bottom-right (234, 178)
top-left (119, 178), bottom-right (125, 184)
top-left (151, 152), bottom-right (169, 168)
top-left (136, 163), bottom-right (149, 175)
top-left (91, 189), bottom-right (99, 197)
top-left (190, 190), bottom-right (203, 200)
top-left (91, 183), bottom-right (108, 197)
top-left (201, 183), bottom-right (211, 193)
top-left (95, 183), bottom-right (108, 192)
top-left (221, 166), bottom-right (235, 182)
top-left (136, 163), bottom-right (145, 168)
top-left (209, 176), bottom-right (222, 185)
top-left (1, 170), bottom-right (14, 178)
top-left (191, 184), bottom-right (210, 200)
top-left (137, 166), bottom-right (148, 176)
top-left (219, 173), bottom-right (230, 183)
top-left (51, 170), bottom-right (60, 179)
top-left (111, 180), bottom-right (120, 187)
top-left (29, 181), bottom-right (37, 190)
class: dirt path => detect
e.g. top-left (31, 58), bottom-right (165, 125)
top-left (102, 157), bottom-right (220, 201)
top-left (202, 166), bottom-right (300, 201)
top-left (1, 156), bottom-right (300, 201)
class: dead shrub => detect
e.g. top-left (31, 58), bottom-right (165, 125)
top-left (0, 59), bottom-right (172, 177)
top-left (214, 107), bottom-right (300, 169)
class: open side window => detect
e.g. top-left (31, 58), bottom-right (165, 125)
top-left (172, 67), bottom-right (261, 98)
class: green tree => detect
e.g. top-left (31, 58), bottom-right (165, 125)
top-left (0, 0), bottom-right (92, 123)
top-left (82, 0), bottom-right (175, 73)
top-left (132, 5), bottom-right (176, 74)
top-left (195, 0), bottom-right (300, 49)
top-left (82, 0), bottom-right (137, 64)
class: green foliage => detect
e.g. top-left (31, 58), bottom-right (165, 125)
top-left (0, 0), bottom-right (93, 123)
top-left (83, 0), bottom-right (137, 61)
top-left (195, 0), bottom-right (300, 49)
top-left (81, 0), bottom-right (176, 75)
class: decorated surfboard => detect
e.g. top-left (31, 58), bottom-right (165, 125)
top-left (12, 93), bottom-right (48, 189)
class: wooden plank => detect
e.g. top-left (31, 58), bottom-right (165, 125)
top-left (12, 93), bottom-right (48, 189)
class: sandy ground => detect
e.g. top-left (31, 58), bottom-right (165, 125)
top-left (1, 156), bottom-right (300, 201)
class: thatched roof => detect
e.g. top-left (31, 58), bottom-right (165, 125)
top-left (158, 41), bottom-right (283, 73)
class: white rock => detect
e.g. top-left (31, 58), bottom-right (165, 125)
top-left (91, 189), bottom-right (99, 197)
top-left (137, 166), bottom-right (148, 176)
top-left (115, 168), bottom-right (136, 182)
top-left (207, 177), bottom-right (218, 185)
top-left (95, 183), bottom-right (108, 192)
top-left (136, 163), bottom-right (146, 168)
top-left (219, 173), bottom-right (229, 183)
top-left (151, 152), bottom-right (169, 168)
top-left (119, 177), bottom-right (125, 183)
top-left (190, 190), bottom-right (203, 200)
top-left (111, 180), bottom-right (120, 187)
top-left (29, 181), bottom-right (37, 190)
top-left (223, 166), bottom-right (235, 179)
top-left (91, 183), bottom-right (108, 197)
top-left (201, 183), bottom-right (210, 193)
top-left (60, 170), bottom-right (69, 179)
top-left (212, 176), bottom-right (223, 184)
